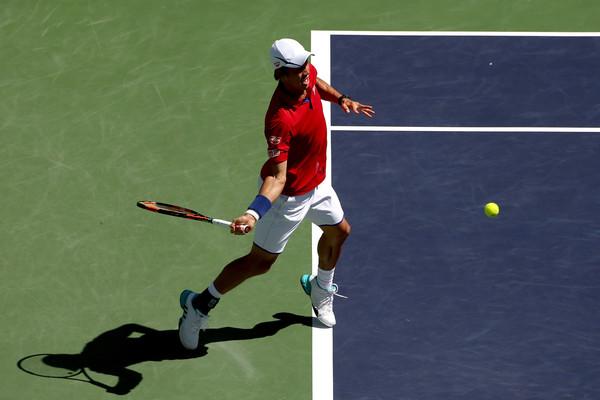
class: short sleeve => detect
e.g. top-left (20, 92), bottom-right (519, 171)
top-left (265, 120), bottom-right (291, 162)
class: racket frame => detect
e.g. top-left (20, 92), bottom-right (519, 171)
top-left (137, 201), bottom-right (250, 234)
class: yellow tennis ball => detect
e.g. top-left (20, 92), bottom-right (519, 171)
top-left (484, 203), bottom-right (499, 218)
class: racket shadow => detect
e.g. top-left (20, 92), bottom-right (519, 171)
top-left (17, 312), bottom-right (313, 395)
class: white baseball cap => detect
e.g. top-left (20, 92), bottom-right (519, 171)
top-left (270, 38), bottom-right (314, 70)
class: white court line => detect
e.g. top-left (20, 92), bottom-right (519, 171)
top-left (310, 30), bottom-right (333, 400)
top-left (331, 126), bottom-right (600, 133)
top-left (309, 29), bottom-right (600, 400)
top-left (312, 30), bottom-right (600, 37)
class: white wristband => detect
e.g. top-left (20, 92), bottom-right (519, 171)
top-left (245, 209), bottom-right (260, 221)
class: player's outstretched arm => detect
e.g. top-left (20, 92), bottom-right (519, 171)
top-left (315, 77), bottom-right (375, 118)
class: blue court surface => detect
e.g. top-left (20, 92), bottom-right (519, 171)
top-left (330, 33), bottom-right (600, 128)
top-left (317, 32), bottom-right (600, 400)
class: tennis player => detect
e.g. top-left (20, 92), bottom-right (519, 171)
top-left (179, 38), bottom-right (374, 350)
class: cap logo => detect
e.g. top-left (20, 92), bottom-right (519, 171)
top-left (274, 61), bottom-right (280, 67)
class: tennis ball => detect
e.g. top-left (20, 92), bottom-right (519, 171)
top-left (484, 203), bottom-right (499, 218)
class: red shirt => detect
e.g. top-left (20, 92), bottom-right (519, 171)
top-left (261, 63), bottom-right (327, 196)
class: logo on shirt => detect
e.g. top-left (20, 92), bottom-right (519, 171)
top-left (268, 150), bottom-right (281, 158)
top-left (269, 136), bottom-right (282, 145)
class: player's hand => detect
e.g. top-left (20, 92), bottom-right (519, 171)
top-left (230, 213), bottom-right (256, 235)
top-left (341, 98), bottom-right (375, 118)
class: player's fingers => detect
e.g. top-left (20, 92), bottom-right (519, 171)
top-left (230, 219), bottom-right (243, 234)
top-left (231, 225), bottom-right (244, 235)
top-left (343, 101), bottom-right (374, 118)
top-left (344, 101), bottom-right (361, 115)
top-left (359, 105), bottom-right (375, 118)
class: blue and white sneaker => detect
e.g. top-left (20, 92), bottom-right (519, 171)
top-left (300, 275), bottom-right (343, 327)
top-left (178, 290), bottom-right (209, 350)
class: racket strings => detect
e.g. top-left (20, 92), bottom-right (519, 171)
top-left (153, 204), bottom-right (206, 218)
top-left (18, 354), bottom-right (82, 378)
top-left (157, 205), bottom-right (188, 213)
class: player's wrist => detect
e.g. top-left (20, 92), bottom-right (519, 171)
top-left (245, 209), bottom-right (260, 222)
top-left (337, 94), bottom-right (351, 105)
top-left (247, 194), bottom-right (272, 220)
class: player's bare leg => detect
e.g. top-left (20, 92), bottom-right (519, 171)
top-left (317, 218), bottom-right (351, 272)
top-left (213, 244), bottom-right (279, 294)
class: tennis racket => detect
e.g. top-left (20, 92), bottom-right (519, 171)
top-left (17, 354), bottom-right (110, 390)
top-left (136, 201), bottom-right (250, 234)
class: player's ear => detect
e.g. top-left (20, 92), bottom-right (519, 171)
top-left (274, 67), bottom-right (288, 81)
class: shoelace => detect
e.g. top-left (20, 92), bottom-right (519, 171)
top-left (316, 284), bottom-right (348, 312)
top-left (189, 310), bottom-right (210, 333)
top-left (330, 284), bottom-right (348, 299)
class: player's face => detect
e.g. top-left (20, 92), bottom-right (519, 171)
top-left (280, 62), bottom-right (310, 95)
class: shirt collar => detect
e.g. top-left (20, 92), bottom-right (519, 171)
top-left (276, 82), bottom-right (310, 109)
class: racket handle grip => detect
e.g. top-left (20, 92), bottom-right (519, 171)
top-left (212, 219), bottom-right (251, 234)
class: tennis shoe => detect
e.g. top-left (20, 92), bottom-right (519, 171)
top-left (178, 290), bottom-right (210, 350)
top-left (300, 274), bottom-right (345, 327)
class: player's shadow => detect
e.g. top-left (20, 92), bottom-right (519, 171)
top-left (18, 312), bottom-right (313, 395)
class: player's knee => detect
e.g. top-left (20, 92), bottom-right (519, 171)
top-left (334, 220), bottom-right (351, 243)
top-left (252, 258), bottom-right (275, 276)
top-left (341, 220), bottom-right (351, 238)
top-left (321, 221), bottom-right (350, 249)
top-left (246, 249), bottom-right (278, 276)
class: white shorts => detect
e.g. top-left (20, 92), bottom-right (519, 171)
top-left (253, 181), bottom-right (345, 255)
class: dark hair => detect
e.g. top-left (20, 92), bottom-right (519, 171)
top-left (273, 67), bottom-right (289, 81)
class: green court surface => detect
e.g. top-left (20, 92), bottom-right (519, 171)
top-left (2, 1), bottom-right (598, 399)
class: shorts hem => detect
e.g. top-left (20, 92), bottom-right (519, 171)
top-left (317, 215), bottom-right (345, 228)
top-left (253, 241), bottom-right (283, 255)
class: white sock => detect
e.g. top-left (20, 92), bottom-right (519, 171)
top-left (208, 282), bottom-right (223, 299)
top-left (317, 268), bottom-right (335, 289)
